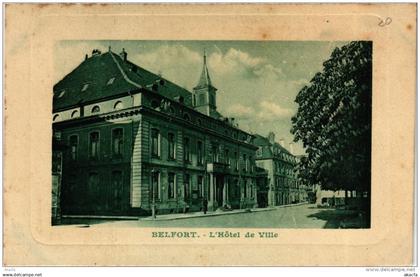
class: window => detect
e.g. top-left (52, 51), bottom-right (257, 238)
top-left (151, 171), bottom-right (160, 200)
top-left (234, 152), bottom-right (238, 171)
top-left (256, 147), bottom-right (262, 157)
top-left (197, 119), bottom-right (202, 126)
top-left (69, 135), bottom-right (78, 160)
top-left (224, 149), bottom-right (230, 165)
top-left (81, 84), bottom-right (89, 92)
top-left (249, 156), bottom-right (253, 172)
top-left (198, 176), bottom-right (204, 198)
top-left (71, 110), bottom-right (79, 118)
top-left (88, 172), bottom-right (99, 197)
top-left (169, 107), bottom-right (175, 114)
top-left (53, 114), bottom-right (60, 122)
top-left (209, 93), bottom-right (215, 106)
top-left (112, 128), bottom-right (123, 157)
top-left (199, 94), bottom-right (205, 105)
top-left (89, 132), bottom-right (100, 159)
top-left (243, 154), bottom-right (247, 172)
top-left (91, 105), bottom-right (100, 114)
top-left (107, 77), bottom-right (115, 85)
top-left (197, 141), bottom-right (203, 165)
top-left (111, 171), bottom-right (123, 209)
top-left (183, 137), bottom-right (190, 163)
top-left (114, 101), bottom-right (123, 110)
top-left (58, 90), bottom-right (66, 98)
top-left (151, 128), bottom-right (160, 158)
top-left (243, 179), bottom-right (247, 198)
top-left (168, 173), bottom-right (175, 199)
top-left (212, 144), bottom-right (218, 163)
top-left (168, 132), bottom-right (176, 160)
top-left (184, 174), bottom-right (190, 199)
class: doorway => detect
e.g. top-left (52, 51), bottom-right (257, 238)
top-left (215, 175), bottom-right (224, 207)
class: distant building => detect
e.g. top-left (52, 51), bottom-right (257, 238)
top-left (255, 166), bottom-right (269, 208)
top-left (52, 48), bottom-right (258, 216)
top-left (253, 132), bottom-right (308, 206)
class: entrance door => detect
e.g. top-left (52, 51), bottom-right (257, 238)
top-left (215, 175), bottom-right (224, 207)
top-left (110, 171), bottom-right (123, 213)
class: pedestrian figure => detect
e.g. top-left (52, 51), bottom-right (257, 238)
top-left (202, 198), bottom-right (208, 214)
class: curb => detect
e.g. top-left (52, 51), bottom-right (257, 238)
top-left (140, 202), bottom-right (309, 221)
top-left (62, 215), bottom-right (139, 220)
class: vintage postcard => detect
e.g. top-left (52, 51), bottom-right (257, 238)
top-left (4, 3), bottom-right (416, 266)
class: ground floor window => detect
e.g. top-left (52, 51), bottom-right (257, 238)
top-left (198, 176), bottom-right (203, 198)
top-left (151, 171), bottom-right (160, 201)
top-left (168, 173), bottom-right (175, 199)
top-left (184, 174), bottom-right (190, 199)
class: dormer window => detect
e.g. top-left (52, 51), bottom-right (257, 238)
top-left (91, 105), bottom-right (100, 114)
top-left (57, 90), bottom-right (66, 98)
top-left (107, 77), bottom-right (115, 85)
top-left (81, 84), bottom-right (89, 92)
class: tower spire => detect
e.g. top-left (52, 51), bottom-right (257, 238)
top-left (193, 49), bottom-right (218, 118)
top-left (195, 49), bottom-right (213, 89)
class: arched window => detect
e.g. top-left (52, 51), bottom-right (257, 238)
top-left (91, 105), bottom-right (100, 114)
top-left (71, 110), bottom-right (79, 118)
top-left (53, 114), bottom-right (60, 122)
top-left (114, 101), bottom-right (123, 110)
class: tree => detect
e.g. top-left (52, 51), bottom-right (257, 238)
top-left (291, 41), bottom-right (372, 203)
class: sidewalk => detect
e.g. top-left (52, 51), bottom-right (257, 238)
top-left (140, 202), bottom-right (308, 221)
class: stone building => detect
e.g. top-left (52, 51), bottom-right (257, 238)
top-left (253, 132), bottom-right (307, 206)
top-left (52, 48), bottom-right (258, 216)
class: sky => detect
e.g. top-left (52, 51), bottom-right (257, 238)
top-left (55, 40), bottom-right (348, 155)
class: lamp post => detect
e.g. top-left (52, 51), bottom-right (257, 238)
top-left (151, 169), bottom-right (156, 219)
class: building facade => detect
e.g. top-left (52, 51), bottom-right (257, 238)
top-left (53, 48), bottom-right (258, 216)
top-left (253, 132), bottom-right (308, 207)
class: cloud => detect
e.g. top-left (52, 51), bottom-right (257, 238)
top-left (208, 48), bottom-right (284, 80)
top-left (226, 101), bottom-right (293, 123)
top-left (132, 44), bottom-right (202, 89)
top-left (256, 101), bottom-right (294, 121)
top-left (226, 104), bottom-right (255, 119)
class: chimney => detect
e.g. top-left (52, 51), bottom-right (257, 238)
top-left (120, 48), bottom-right (127, 61)
top-left (279, 138), bottom-right (285, 148)
top-left (289, 142), bottom-right (295, 155)
top-left (85, 54), bottom-right (88, 61)
top-left (268, 132), bottom-right (275, 144)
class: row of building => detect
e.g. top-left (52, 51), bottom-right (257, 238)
top-left (52, 48), bottom-right (311, 219)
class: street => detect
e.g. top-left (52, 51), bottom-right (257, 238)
top-left (60, 204), bottom-right (368, 229)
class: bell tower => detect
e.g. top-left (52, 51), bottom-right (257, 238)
top-left (193, 50), bottom-right (218, 118)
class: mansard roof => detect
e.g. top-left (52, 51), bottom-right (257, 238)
top-left (53, 50), bottom-right (192, 111)
top-left (253, 134), bottom-right (292, 159)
